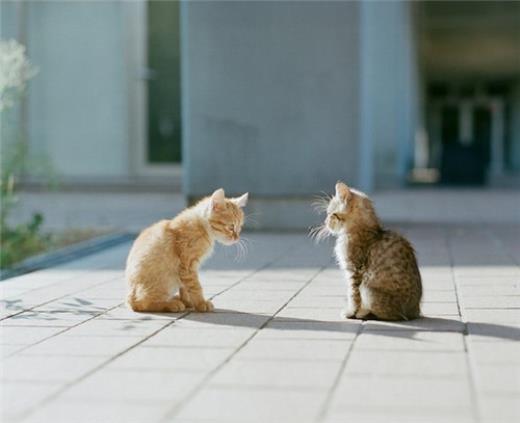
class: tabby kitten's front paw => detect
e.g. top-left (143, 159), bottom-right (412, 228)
top-left (340, 306), bottom-right (357, 320)
top-left (194, 299), bottom-right (214, 312)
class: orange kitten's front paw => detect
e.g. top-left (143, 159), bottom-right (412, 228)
top-left (194, 299), bottom-right (214, 312)
top-left (167, 299), bottom-right (186, 313)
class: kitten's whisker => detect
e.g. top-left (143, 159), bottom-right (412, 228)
top-left (234, 238), bottom-right (248, 262)
top-left (239, 236), bottom-right (254, 246)
top-left (245, 212), bottom-right (260, 225)
top-left (312, 193), bottom-right (331, 214)
top-left (309, 224), bottom-right (330, 243)
top-left (234, 242), bottom-right (242, 261)
top-left (320, 190), bottom-right (333, 200)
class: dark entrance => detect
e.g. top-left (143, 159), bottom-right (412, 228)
top-left (147, 0), bottom-right (182, 164)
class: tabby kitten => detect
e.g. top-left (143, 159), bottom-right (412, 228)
top-left (314, 182), bottom-right (422, 321)
top-left (126, 188), bottom-right (248, 313)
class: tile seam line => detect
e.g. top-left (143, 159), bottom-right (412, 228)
top-left (0, 268), bottom-right (126, 322)
top-left (446, 228), bottom-right (482, 423)
top-left (0, 264), bottom-right (128, 322)
top-left (315, 320), bottom-right (364, 422)
top-left (160, 264), bottom-right (328, 422)
top-left (15, 237), bottom-right (303, 422)
top-left (0, 246), bottom-right (130, 301)
top-left (4, 302), bottom-right (125, 359)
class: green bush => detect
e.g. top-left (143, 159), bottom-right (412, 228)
top-left (0, 212), bottom-right (49, 268)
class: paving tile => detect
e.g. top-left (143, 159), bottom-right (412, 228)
top-left (460, 296), bottom-right (520, 308)
top-left (463, 309), bottom-right (520, 323)
top-left (420, 302), bottom-right (460, 316)
top-left (258, 319), bottom-right (359, 340)
top-left (233, 338), bottom-right (351, 361)
top-left (179, 311), bottom-right (271, 330)
top-left (0, 326), bottom-right (64, 346)
top-left (0, 381), bottom-right (63, 421)
top-left (2, 310), bottom-right (100, 327)
top-left (212, 299), bottom-right (283, 314)
top-left (0, 227), bottom-right (518, 422)
top-left (421, 291), bottom-right (458, 302)
top-left (330, 378), bottom-right (473, 409)
top-left (1, 356), bottom-right (106, 383)
top-left (1, 344), bottom-right (24, 358)
top-left (276, 306), bottom-right (344, 322)
top-left (61, 318), bottom-right (168, 337)
top-left (466, 322), bottom-right (520, 342)
top-left (60, 368), bottom-right (206, 402)
top-left (354, 330), bottom-right (465, 352)
top-left (473, 364), bottom-right (520, 395)
top-left (364, 317), bottom-right (464, 332)
top-left (479, 397), bottom-right (520, 423)
top-left (174, 387), bottom-right (327, 422)
top-left (209, 359), bottom-right (341, 389)
top-left (107, 345), bottom-right (233, 371)
top-left (142, 325), bottom-right (254, 348)
top-left (97, 305), bottom-right (180, 321)
top-left (470, 341), bottom-right (520, 365)
top-left (19, 335), bottom-right (139, 357)
top-left (344, 350), bottom-right (468, 378)
top-left (324, 405), bottom-right (474, 423)
top-left (20, 400), bottom-right (171, 423)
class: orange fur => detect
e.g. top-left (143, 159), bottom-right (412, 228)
top-left (125, 188), bottom-right (248, 312)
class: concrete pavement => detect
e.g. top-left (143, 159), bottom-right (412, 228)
top-left (1, 224), bottom-right (519, 423)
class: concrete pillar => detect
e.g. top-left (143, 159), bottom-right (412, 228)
top-left (510, 82), bottom-right (520, 171)
top-left (358, 1), bottom-right (419, 189)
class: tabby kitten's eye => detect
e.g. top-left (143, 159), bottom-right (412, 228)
top-left (332, 213), bottom-right (342, 220)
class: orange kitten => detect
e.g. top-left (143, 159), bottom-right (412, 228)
top-left (125, 188), bottom-right (248, 313)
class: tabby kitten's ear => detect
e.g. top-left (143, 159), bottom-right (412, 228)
top-left (335, 181), bottom-right (350, 201)
top-left (233, 193), bottom-right (249, 208)
top-left (210, 188), bottom-right (226, 209)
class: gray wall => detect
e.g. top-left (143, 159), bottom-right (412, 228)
top-left (27, 1), bottom-right (130, 179)
top-left (182, 1), bottom-right (361, 198)
top-left (2, 1), bottom-right (132, 180)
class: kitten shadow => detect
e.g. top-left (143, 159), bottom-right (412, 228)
top-left (180, 309), bottom-right (520, 342)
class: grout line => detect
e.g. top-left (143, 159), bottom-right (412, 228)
top-left (159, 264), bottom-right (327, 422)
top-left (445, 228), bottom-right (482, 423)
top-left (0, 244), bottom-right (129, 302)
top-left (315, 321), bottom-right (364, 422)
top-left (12, 310), bottom-right (184, 422)
top-left (0, 268), bottom-right (125, 322)
top-left (15, 238), bottom-right (305, 422)
top-left (4, 303), bottom-right (125, 358)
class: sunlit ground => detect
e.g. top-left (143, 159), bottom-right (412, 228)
top-left (1, 226), bottom-right (519, 423)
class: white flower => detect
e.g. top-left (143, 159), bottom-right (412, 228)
top-left (0, 39), bottom-right (38, 111)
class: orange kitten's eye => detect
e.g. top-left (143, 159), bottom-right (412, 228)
top-left (332, 213), bottom-right (342, 220)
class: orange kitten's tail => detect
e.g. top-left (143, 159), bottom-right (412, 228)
top-left (126, 289), bottom-right (138, 311)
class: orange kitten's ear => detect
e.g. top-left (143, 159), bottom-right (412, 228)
top-left (335, 181), bottom-right (350, 200)
top-left (233, 192), bottom-right (249, 208)
top-left (210, 188), bottom-right (226, 209)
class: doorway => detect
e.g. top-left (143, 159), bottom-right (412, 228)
top-left (426, 84), bottom-right (507, 185)
top-left (146, 0), bottom-right (182, 166)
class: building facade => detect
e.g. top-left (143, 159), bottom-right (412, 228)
top-left (2, 1), bottom-right (519, 227)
